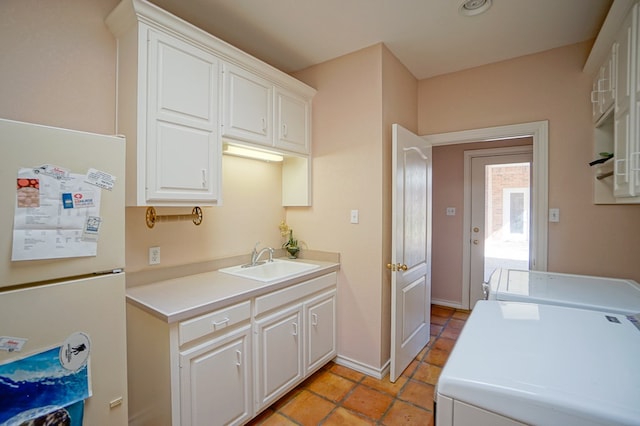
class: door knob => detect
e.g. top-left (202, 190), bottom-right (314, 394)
top-left (473, 227), bottom-right (480, 233)
top-left (386, 263), bottom-right (408, 271)
top-left (473, 239), bottom-right (479, 245)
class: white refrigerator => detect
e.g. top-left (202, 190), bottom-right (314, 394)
top-left (0, 119), bottom-right (128, 425)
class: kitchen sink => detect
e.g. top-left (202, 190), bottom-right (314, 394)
top-left (218, 259), bottom-right (320, 282)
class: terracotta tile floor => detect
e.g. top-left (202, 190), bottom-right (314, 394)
top-left (247, 305), bottom-right (469, 426)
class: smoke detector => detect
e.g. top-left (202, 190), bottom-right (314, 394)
top-left (459, 0), bottom-right (492, 16)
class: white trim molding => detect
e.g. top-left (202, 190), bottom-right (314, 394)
top-left (424, 121), bottom-right (549, 308)
top-left (334, 355), bottom-right (390, 380)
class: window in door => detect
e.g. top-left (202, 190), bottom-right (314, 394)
top-left (483, 162), bottom-right (530, 282)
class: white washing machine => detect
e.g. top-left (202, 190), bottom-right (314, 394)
top-left (436, 301), bottom-right (640, 426)
top-left (483, 268), bottom-right (640, 314)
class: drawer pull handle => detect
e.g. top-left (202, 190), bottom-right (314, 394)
top-left (212, 317), bottom-right (230, 329)
top-left (312, 313), bottom-right (318, 326)
top-left (235, 350), bottom-right (242, 366)
top-left (292, 322), bottom-right (298, 336)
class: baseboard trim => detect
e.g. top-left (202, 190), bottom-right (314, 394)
top-left (432, 298), bottom-right (466, 310)
top-left (334, 354), bottom-right (389, 380)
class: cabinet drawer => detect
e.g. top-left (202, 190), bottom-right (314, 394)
top-left (179, 300), bottom-right (251, 345)
top-left (255, 272), bottom-right (336, 316)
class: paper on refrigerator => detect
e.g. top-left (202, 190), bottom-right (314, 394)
top-left (12, 165), bottom-right (103, 261)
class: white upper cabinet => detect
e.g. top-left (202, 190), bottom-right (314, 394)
top-left (222, 63), bottom-right (273, 146)
top-left (589, 2), bottom-right (640, 203)
top-left (146, 29), bottom-right (221, 204)
top-left (276, 88), bottom-right (311, 154)
top-left (613, 5), bottom-right (639, 198)
top-left (591, 46), bottom-right (615, 123)
top-left (222, 65), bottom-right (312, 156)
top-left (106, 2), bottom-right (222, 206)
top-left (107, 0), bottom-right (316, 207)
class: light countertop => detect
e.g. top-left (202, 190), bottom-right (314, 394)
top-left (126, 258), bottom-right (340, 323)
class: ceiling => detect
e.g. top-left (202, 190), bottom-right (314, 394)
top-left (148, 0), bottom-right (613, 80)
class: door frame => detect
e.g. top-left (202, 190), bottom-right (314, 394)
top-left (424, 121), bottom-right (548, 309)
top-left (466, 147), bottom-right (533, 309)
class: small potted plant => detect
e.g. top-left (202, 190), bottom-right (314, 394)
top-left (279, 221), bottom-right (299, 258)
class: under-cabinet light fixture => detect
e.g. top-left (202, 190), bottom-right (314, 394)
top-left (223, 144), bottom-right (284, 162)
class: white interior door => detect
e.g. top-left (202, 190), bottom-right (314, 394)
top-left (469, 150), bottom-right (533, 308)
top-left (390, 124), bottom-right (432, 382)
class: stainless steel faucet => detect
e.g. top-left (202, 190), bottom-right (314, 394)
top-left (248, 242), bottom-right (274, 267)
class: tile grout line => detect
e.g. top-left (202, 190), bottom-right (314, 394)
top-left (324, 311), bottom-right (455, 425)
top-left (373, 310), bottom-right (457, 425)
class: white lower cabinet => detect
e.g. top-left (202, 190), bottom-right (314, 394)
top-left (126, 271), bottom-right (337, 426)
top-left (253, 273), bottom-right (337, 414)
top-left (305, 290), bottom-right (337, 374)
top-left (254, 305), bottom-right (303, 410)
top-left (180, 325), bottom-right (252, 426)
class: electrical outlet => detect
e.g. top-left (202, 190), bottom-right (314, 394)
top-left (446, 207), bottom-right (456, 216)
top-left (149, 246), bottom-right (161, 265)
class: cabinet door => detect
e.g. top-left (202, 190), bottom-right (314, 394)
top-left (222, 63), bottom-right (273, 146)
top-left (147, 30), bottom-right (220, 204)
top-left (305, 290), bottom-right (336, 374)
top-left (601, 49), bottom-right (615, 112)
top-left (633, 4), bottom-right (640, 196)
top-left (592, 48), bottom-right (616, 123)
top-left (254, 305), bottom-right (303, 410)
top-left (592, 77), bottom-right (602, 122)
top-left (614, 112), bottom-right (632, 196)
top-left (613, 5), bottom-right (640, 199)
top-left (180, 325), bottom-right (252, 426)
top-left (614, 11), bottom-right (634, 197)
top-left (275, 89), bottom-right (311, 154)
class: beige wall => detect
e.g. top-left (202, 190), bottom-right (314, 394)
top-left (125, 156), bottom-right (284, 271)
top-left (0, 0), bottom-right (119, 134)
top-left (292, 44), bottom-right (417, 372)
top-left (420, 41), bottom-right (640, 304)
top-left (291, 45), bottom-right (386, 371)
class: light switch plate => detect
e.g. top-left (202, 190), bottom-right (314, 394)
top-left (350, 209), bottom-right (359, 224)
top-left (549, 208), bottom-right (560, 222)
